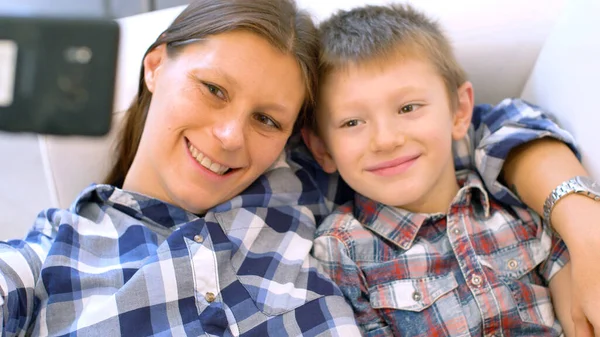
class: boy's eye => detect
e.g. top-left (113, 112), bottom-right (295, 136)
top-left (342, 119), bottom-right (362, 128)
top-left (204, 83), bottom-right (227, 100)
top-left (254, 113), bottom-right (280, 129)
top-left (399, 104), bottom-right (420, 114)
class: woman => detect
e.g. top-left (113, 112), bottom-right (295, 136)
top-left (0, 0), bottom-right (598, 336)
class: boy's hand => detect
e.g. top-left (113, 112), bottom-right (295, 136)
top-left (570, 250), bottom-right (600, 337)
top-left (551, 195), bottom-right (600, 337)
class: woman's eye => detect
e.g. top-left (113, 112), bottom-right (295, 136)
top-left (204, 83), bottom-right (226, 100)
top-left (255, 113), bottom-right (280, 129)
top-left (342, 119), bottom-right (361, 128)
top-left (399, 104), bottom-right (420, 114)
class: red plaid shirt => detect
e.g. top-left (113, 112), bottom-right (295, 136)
top-left (313, 171), bottom-right (569, 337)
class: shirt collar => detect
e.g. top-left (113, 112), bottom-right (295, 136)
top-left (354, 194), bottom-right (441, 250)
top-left (454, 170), bottom-right (491, 218)
top-left (73, 184), bottom-right (198, 228)
top-left (353, 170), bottom-right (490, 250)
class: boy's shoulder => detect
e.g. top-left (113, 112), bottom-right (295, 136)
top-left (316, 200), bottom-right (372, 242)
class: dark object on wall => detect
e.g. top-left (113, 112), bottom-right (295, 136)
top-left (0, 16), bottom-right (119, 136)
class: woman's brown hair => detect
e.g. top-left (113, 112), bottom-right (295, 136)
top-left (105, 0), bottom-right (319, 187)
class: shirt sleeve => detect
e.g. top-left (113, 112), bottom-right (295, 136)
top-left (538, 224), bottom-right (570, 284)
top-left (0, 208), bottom-right (61, 336)
top-left (313, 222), bottom-right (393, 337)
top-left (453, 98), bottom-right (580, 206)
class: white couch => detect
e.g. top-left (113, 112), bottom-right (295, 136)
top-left (1, 0), bottom-right (597, 240)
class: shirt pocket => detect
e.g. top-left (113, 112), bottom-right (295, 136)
top-left (478, 239), bottom-right (556, 328)
top-left (214, 209), bottom-right (325, 317)
top-left (368, 273), bottom-right (470, 336)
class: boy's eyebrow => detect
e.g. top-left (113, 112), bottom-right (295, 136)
top-left (334, 85), bottom-right (426, 110)
top-left (388, 85), bottom-right (426, 98)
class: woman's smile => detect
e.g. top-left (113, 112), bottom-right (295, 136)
top-left (186, 137), bottom-right (233, 175)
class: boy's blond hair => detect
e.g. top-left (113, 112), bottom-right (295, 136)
top-left (311, 4), bottom-right (466, 131)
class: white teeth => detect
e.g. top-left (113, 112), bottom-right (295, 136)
top-left (188, 142), bottom-right (230, 175)
top-left (210, 163), bottom-right (222, 173)
top-left (200, 157), bottom-right (210, 168)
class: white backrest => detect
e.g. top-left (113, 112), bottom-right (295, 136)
top-left (521, 0), bottom-right (600, 179)
top-left (0, 0), bottom-right (566, 239)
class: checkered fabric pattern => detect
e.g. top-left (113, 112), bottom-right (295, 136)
top-left (0, 99), bottom-right (577, 336)
top-left (313, 172), bottom-right (569, 336)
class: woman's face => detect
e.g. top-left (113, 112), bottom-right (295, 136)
top-left (124, 30), bottom-right (305, 214)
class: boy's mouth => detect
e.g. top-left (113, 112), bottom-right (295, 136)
top-left (365, 154), bottom-right (421, 172)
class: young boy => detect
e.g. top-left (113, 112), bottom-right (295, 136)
top-left (303, 4), bottom-right (574, 336)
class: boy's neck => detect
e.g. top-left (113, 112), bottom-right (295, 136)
top-left (395, 166), bottom-right (460, 214)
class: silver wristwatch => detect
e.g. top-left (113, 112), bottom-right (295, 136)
top-left (543, 176), bottom-right (600, 226)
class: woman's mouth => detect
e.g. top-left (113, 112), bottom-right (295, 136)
top-left (187, 140), bottom-right (231, 175)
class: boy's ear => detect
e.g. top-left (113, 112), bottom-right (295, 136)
top-left (143, 44), bottom-right (167, 93)
top-left (452, 81), bottom-right (475, 140)
top-left (300, 128), bottom-right (338, 173)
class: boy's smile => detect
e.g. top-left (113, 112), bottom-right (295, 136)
top-left (311, 56), bottom-right (473, 214)
top-left (364, 153), bottom-right (421, 177)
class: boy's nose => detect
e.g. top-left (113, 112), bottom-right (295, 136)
top-left (370, 124), bottom-right (405, 152)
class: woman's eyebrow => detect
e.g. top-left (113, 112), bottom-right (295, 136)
top-left (190, 67), bottom-right (239, 87)
top-left (258, 102), bottom-right (290, 114)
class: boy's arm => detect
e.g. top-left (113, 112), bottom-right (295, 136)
top-left (549, 263), bottom-right (574, 336)
top-left (313, 233), bottom-right (391, 336)
top-left (536, 217), bottom-right (573, 335)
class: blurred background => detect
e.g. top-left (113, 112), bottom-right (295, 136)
top-left (0, 0), bottom-right (190, 18)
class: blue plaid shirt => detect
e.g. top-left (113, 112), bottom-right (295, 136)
top-left (0, 99), bottom-right (577, 336)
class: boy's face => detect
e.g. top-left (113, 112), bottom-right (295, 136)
top-left (307, 57), bottom-right (473, 213)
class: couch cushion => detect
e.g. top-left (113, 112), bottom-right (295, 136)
top-left (521, 0), bottom-right (600, 178)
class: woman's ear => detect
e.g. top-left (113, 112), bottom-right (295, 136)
top-left (452, 81), bottom-right (475, 140)
top-left (143, 44), bottom-right (167, 93)
top-left (300, 128), bottom-right (338, 173)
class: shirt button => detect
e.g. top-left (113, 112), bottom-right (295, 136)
top-left (452, 227), bottom-right (461, 235)
top-left (412, 291), bottom-right (422, 302)
top-left (193, 234), bottom-right (204, 243)
top-left (471, 274), bottom-right (483, 286)
top-left (507, 259), bottom-right (518, 270)
top-left (205, 292), bottom-right (216, 303)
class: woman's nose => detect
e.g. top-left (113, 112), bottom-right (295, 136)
top-left (212, 117), bottom-right (244, 151)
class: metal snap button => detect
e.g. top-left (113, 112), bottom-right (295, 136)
top-left (452, 227), bottom-right (461, 235)
top-left (507, 259), bottom-right (518, 270)
top-left (471, 274), bottom-right (482, 286)
top-left (412, 291), bottom-right (422, 302)
top-left (193, 234), bottom-right (204, 243)
top-left (205, 292), bottom-right (216, 303)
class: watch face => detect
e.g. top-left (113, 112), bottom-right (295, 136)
top-left (576, 176), bottom-right (600, 195)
